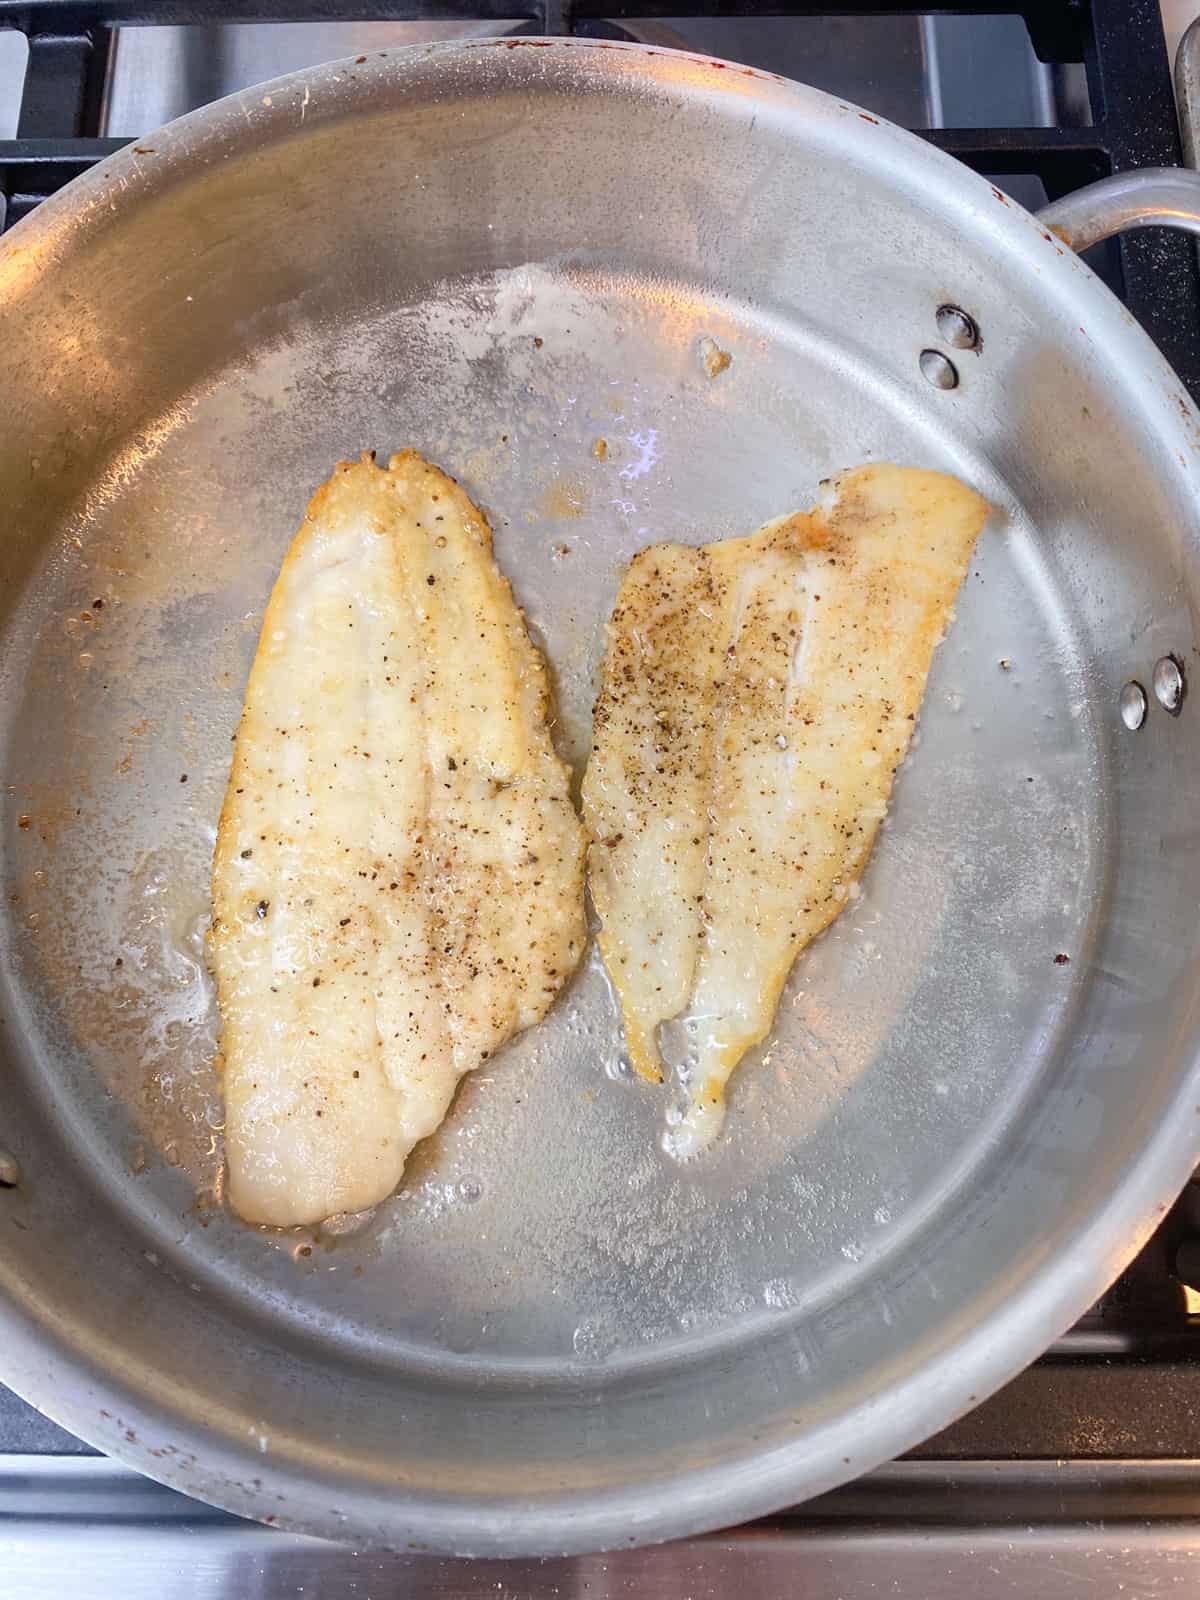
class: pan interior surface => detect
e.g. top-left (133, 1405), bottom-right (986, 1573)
top-left (1, 266), bottom-right (1101, 1366)
top-left (0, 42), bottom-right (1197, 1554)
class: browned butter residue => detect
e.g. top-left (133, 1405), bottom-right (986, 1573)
top-left (542, 475), bottom-right (586, 520)
top-left (698, 335), bottom-right (732, 379)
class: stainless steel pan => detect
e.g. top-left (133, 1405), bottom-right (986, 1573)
top-left (1, 39), bottom-right (1199, 1557)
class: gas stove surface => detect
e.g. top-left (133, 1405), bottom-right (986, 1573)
top-left (2, 3), bottom-right (1200, 1593)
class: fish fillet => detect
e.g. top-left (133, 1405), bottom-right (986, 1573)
top-left (583, 464), bottom-right (989, 1156)
top-left (211, 451), bottom-right (586, 1226)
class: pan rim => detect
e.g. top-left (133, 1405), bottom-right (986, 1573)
top-left (2, 34), bottom-right (1199, 1556)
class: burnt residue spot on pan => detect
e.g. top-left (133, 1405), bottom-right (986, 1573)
top-left (699, 335), bottom-right (732, 379)
top-left (859, 112), bottom-right (880, 125)
top-left (1053, 953), bottom-right (1071, 966)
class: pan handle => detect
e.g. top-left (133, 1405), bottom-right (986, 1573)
top-left (1035, 169), bottom-right (1200, 253)
top-left (1039, 20), bottom-right (1200, 255)
top-left (1177, 15), bottom-right (1200, 169)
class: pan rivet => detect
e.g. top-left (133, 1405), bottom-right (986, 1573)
top-left (1119, 681), bottom-right (1148, 731)
top-left (936, 305), bottom-right (978, 349)
top-left (919, 349), bottom-right (959, 390)
top-left (1152, 655), bottom-right (1185, 715)
top-left (0, 1150), bottom-right (20, 1188)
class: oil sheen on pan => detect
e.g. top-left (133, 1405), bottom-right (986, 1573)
top-left (210, 451), bottom-right (586, 1227)
top-left (583, 464), bottom-right (990, 1155)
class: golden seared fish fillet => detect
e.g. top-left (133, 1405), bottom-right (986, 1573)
top-left (583, 464), bottom-right (989, 1157)
top-left (211, 451), bottom-right (586, 1226)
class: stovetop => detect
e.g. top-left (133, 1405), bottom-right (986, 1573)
top-left (3, 3), bottom-right (1200, 1593)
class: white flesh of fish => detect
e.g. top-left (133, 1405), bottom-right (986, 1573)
top-left (583, 464), bottom-right (989, 1155)
top-left (211, 452), bottom-right (585, 1225)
